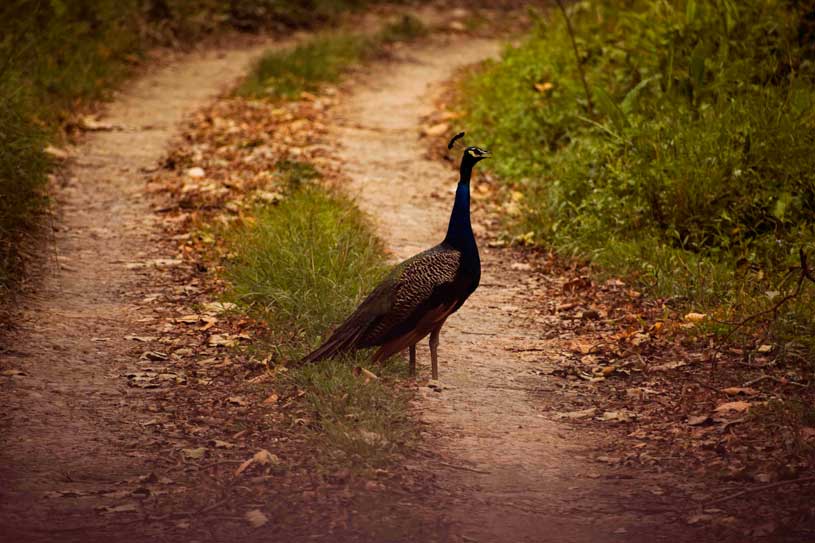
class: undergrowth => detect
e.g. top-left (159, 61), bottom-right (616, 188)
top-left (459, 0), bottom-right (815, 358)
top-left (223, 164), bottom-right (412, 467)
top-left (237, 14), bottom-right (428, 98)
top-left (0, 0), bottom-right (398, 294)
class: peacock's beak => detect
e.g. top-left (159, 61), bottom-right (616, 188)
top-left (481, 150), bottom-right (492, 159)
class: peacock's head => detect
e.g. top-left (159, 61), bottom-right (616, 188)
top-left (448, 132), bottom-right (491, 168)
top-left (462, 146), bottom-right (491, 163)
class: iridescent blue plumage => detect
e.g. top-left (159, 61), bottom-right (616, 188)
top-left (302, 144), bottom-right (490, 378)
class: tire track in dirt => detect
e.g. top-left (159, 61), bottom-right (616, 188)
top-left (0, 40), bottom-right (276, 541)
top-left (332, 36), bottom-right (700, 543)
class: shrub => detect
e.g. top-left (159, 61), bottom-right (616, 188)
top-left (460, 0), bottom-right (815, 351)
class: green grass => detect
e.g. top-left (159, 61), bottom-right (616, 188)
top-left (458, 0), bottom-right (815, 355)
top-left (223, 166), bottom-right (413, 466)
top-left (0, 0), bottom-right (402, 294)
top-left (237, 14), bottom-right (428, 98)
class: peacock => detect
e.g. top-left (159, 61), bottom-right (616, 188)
top-left (302, 133), bottom-right (490, 379)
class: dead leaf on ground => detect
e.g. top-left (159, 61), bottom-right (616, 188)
top-left (533, 81), bottom-right (554, 93)
top-left (722, 387), bottom-right (758, 397)
top-left (202, 301), bottom-right (237, 315)
top-left (687, 414), bottom-right (712, 426)
top-left (96, 502), bottom-right (139, 514)
top-left (125, 335), bottom-right (158, 342)
top-left (44, 145), bottom-right (70, 159)
top-left (600, 410), bottom-right (636, 422)
top-left (714, 401), bottom-right (751, 413)
top-left (235, 449), bottom-right (281, 476)
top-left (422, 122), bottom-right (449, 137)
top-left (79, 115), bottom-right (118, 131)
top-left (245, 509), bottom-right (269, 528)
top-left (684, 312), bottom-right (707, 323)
top-left (208, 334), bottom-right (237, 347)
top-left (176, 314), bottom-right (201, 324)
top-left (555, 407), bottom-right (597, 420)
top-left (140, 351), bottom-right (168, 361)
top-left (181, 447), bottom-right (208, 460)
top-left (353, 366), bottom-right (379, 382)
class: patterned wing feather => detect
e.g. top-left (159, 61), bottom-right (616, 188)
top-left (359, 246), bottom-right (461, 346)
top-left (302, 245), bottom-right (462, 363)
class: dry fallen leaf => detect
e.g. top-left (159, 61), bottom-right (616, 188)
top-left (202, 302), bottom-right (237, 315)
top-left (209, 439), bottom-right (235, 449)
top-left (177, 314), bottom-right (201, 324)
top-left (423, 122), bottom-right (449, 137)
top-left (722, 387), bottom-right (758, 397)
top-left (235, 449), bottom-right (281, 476)
top-left (687, 414), bottom-right (712, 426)
top-left (245, 509), bottom-right (269, 528)
top-left (534, 82), bottom-right (555, 94)
top-left (181, 447), bottom-right (208, 460)
top-left (125, 335), bottom-right (158, 342)
top-left (684, 312), bottom-right (707, 323)
top-left (555, 407), bottom-right (597, 420)
top-left (96, 502), bottom-right (139, 514)
top-left (714, 401), bottom-right (751, 413)
top-left (208, 334), bottom-right (237, 347)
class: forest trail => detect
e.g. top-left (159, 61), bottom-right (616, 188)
top-left (333, 37), bottom-right (697, 542)
top-left (0, 21), bottom-right (707, 543)
top-left (0, 40), bottom-right (276, 541)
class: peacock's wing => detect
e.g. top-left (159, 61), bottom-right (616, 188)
top-left (358, 245), bottom-right (463, 347)
top-left (301, 245), bottom-right (462, 363)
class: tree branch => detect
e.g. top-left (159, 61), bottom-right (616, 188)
top-left (555, 0), bottom-right (594, 115)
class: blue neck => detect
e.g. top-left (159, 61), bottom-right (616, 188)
top-left (443, 162), bottom-right (476, 252)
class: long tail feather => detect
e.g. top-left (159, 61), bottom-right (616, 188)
top-left (301, 322), bottom-right (366, 364)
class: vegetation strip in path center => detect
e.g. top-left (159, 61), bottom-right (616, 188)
top-left (237, 14), bottom-right (429, 99)
top-left (154, 15), bottom-right (434, 472)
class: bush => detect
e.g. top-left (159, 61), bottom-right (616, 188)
top-left (460, 0), bottom-right (815, 351)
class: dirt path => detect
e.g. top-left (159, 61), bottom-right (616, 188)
top-left (0, 23), bottom-right (714, 543)
top-left (333, 37), bottom-right (700, 542)
top-left (0, 40), bottom-right (277, 541)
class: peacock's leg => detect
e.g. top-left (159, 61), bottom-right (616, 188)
top-left (429, 326), bottom-right (441, 380)
top-left (409, 344), bottom-right (417, 377)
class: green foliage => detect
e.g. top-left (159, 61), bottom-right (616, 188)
top-left (238, 14), bottom-right (428, 98)
top-left (223, 172), bottom-right (412, 466)
top-left (460, 0), bottom-right (815, 352)
top-left (239, 33), bottom-right (370, 98)
top-left (225, 183), bottom-right (388, 340)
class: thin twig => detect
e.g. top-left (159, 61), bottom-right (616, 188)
top-left (719, 249), bottom-right (814, 344)
top-left (707, 476), bottom-right (815, 506)
top-left (555, 0), bottom-right (594, 115)
top-left (742, 374), bottom-right (807, 388)
top-left (438, 461), bottom-right (491, 475)
top-left (196, 459), bottom-right (244, 471)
